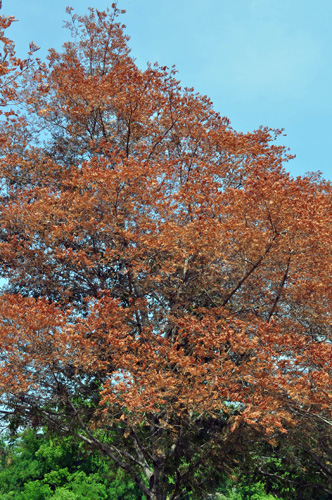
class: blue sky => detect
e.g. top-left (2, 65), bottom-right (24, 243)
top-left (3, 0), bottom-right (332, 180)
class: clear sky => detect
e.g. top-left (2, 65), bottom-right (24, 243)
top-left (3, 0), bottom-right (332, 180)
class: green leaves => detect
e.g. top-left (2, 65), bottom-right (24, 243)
top-left (0, 430), bottom-right (142, 500)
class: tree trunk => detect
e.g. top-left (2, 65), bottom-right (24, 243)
top-left (149, 492), bottom-right (168, 500)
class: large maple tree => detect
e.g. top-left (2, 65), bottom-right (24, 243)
top-left (0, 6), bottom-right (331, 499)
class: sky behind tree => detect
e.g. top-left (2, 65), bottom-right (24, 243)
top-left (3, 0), bottom-right (332, 180)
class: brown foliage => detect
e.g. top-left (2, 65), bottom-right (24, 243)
top-left (0, 6), bottom-right (331, 499)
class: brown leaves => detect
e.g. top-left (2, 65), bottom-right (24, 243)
top-left (0, 8), bottom-right (331, 496)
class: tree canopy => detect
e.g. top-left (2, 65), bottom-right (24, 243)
top-left (0, 5), bottom-right (331, 500)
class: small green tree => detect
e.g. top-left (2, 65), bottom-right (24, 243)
top-left (0, 430), bottom-right (143, 500)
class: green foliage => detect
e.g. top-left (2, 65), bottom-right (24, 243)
top-left (0, 430), bottom-right (143, 500)
top-left (239, 433), bottom-right (332, 500)
top-left (215, 476), bottom-right (282, 500)
top-left (2, 427), bottom-right (332, 500)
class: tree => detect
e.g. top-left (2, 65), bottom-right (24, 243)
top-left (0, 429), bottom-right (143, 499)
top-left (0, 5), bottom-right (331, 500)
